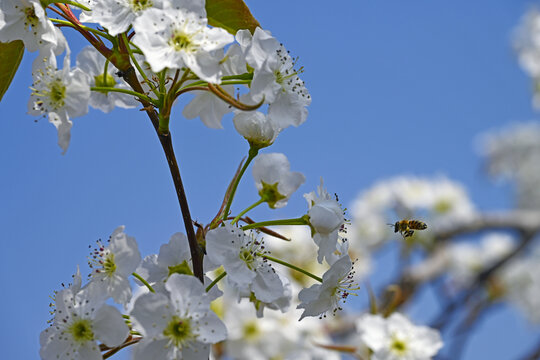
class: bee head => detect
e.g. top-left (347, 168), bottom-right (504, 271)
top-left (387, 222), bottom-right (399, 233)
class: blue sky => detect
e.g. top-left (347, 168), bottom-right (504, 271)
top-left (0, 1), bottom-right (539, 359)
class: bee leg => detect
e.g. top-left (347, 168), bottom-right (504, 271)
top-left (404, 230), bottom-right (414, 238)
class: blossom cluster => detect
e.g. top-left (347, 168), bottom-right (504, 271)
top-left (514, 7), bottom-right (540, 108)
top-left (480, 122), bottom-right (540, 209)
top-left (0, 0), bottom-right (310, 153)
top-left (1, 0), bottom-right (453, 359)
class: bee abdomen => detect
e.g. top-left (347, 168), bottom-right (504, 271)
top-left (409, 220), bottom-right (427, 230)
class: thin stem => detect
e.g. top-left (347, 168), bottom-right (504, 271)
top-left (231, 198), bottom-right (265, 225)
top-left (241, 217), bottom-right (309, 231)
top-left (102, 337), bottom-right (141, 359)
top-left (132, 272), bottom-right (155, 293)
top-left (223, 147), bottom-right (258, 221)
top-left (218, 80), bottom-right (252, 86)
top-left (159, 134), bottom-right (204, 283)
top-left (206, 272), bottom-right (227, 292)
top-left (121, 33), bottom-right (159, 98)
top-left (118, 67), bottom-right (204, 284)
top-left (50, 18), bottom-right (113, 41)
top-left (90, 86), bottom-right (156, 104)
top-left (102, 60), bottom-right (110, 85)
top-left (262, 254), bottom-right (323, 283)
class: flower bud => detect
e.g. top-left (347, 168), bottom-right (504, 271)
top-left (233, 111), bottom-right (279, 149)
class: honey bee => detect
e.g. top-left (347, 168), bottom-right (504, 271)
top-left (389, 220), bottom-right (428, 238)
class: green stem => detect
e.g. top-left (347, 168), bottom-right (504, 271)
top-left (158, 114), bottom-right (170, 135)
top-left (218, 80), bottom-right (252, 86)
top-left (50, 18), bottom-right (113, 41)
top-left (223, 147), bottom-right (259, 221)
top-left (206, 272), bottom-right (227, 292)
top-left (241, 217), bottom-right (309, 231)
top-left (132, 272), bottom-right (155, 293)
top-left (221, 73), bottom-right (253, 81)
top-left (231, 198), bottom-right (265, 225)
top-left (261, 254), bottom-right (323, 283)
top-left (90, 86), bottom-right (156, 104)
top-left (121, 33), bottom-right (159, 98)
top-left (175, 79), bottom-right (251, 95)
top-left (102, 60), bottom-right (110, 85)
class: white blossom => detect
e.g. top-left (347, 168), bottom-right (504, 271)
top-left (136, 232), bottom-right (222, 299)
top-left (82, 0), bottom-right (164, 36)
top-left (132, 8), bottom-right (233, 82)
top-left (350, 176), bottom-right (475, 248)
top-left (28, 54), bottom-right (90, 153)
top-left (205, 224), bottom-right (286, 303)
top-left (252, 153), bottom-right (305, 209)
top-left (183, 44), bottom-right (246, 128)
top-left (447, 233), bottom-right (514, 288)
top-left (498, 246), bottom-right (540, 322)
top-left (87, 226), bottom-right (141, 306)
top-left (76, 46), bottom-right (138, 112)
top-left (40, 285), bottom-right (129, 360)
top-left (304, 178), bottom-right (346, 264)
top-left (130, 274), bottom-right (227, 360)
top-left (297, 255), bottom-right (358, 320)
top-left (479, 122), bottom-right (540, 209)
top-left (513, 8), bottom-right (540, 108)
top-left (0, 0), bottom-right (61, 53)
top-left (224, 298), bottom-right (340, 360)
top-left (239, 28), bottom-right (311, 128)
top-left (357, 312), bottom-right (443, 360)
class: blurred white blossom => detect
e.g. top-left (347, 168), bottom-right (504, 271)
top-left (356, 312), bottom-right (443, 360)
top-left (447, 233), bottom-right (515, 288)
top-left (480, 122), bottom-right (540, 209)
top-left (350, 176), bottom-right (475, 248)
top-left (514, 8), bottom-right (540, 108)
top-left (498, 245), bottom-right (540, 323)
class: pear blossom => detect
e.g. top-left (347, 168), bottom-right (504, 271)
top-left (236, 272), bottom-right (292, 318)
top-left (182, 84), bottom-right (235, 129)
top-left (480, 122), bottom-right (540, 209)
top-left (87, 226), bottom-right (141, 306)
top-left (224, 298), bottom-right (340, 360)
top-left (76, 46), bottom-right (138, 112)
top-left (233, 111), bottom-right (280, 149)
top-left (28, 54), bottom-right (90, 153)
top-left (498, 246), bottom-right (540, 322)
top-left (252, 153), bottom-right (305, 209)
top-left (183, 44), bottom-right (246, 128)
top-left (304, 178), bottom-right (346, 264)
top-left (447, 233), bottom-right (514, 287)
top-left (40, 285), bottom-right (129, 360)
top-left (356, 313), bottom-right (443, 360)
top-left (0, 0), bottom-right (61, 53)
top-left (132, 8), bottom-right (233, 82)
top-left (350, 176), bottom-right (475, 248)
top-left (82, 0), bottom-right (162, 36)
top-left (135, 232), bottom-right (222, 299)
top-left (136, 232), bottom-right (192, 292)
top-left (514, 8), bottom-right (540, 108)
top-left (130, 274), bottom-right (227, 360)
top-left (297, 255), bottom-right (358, 320)
top-left (236, 28), bottom-right (280, 71)
top-left (239, 28), bottom-right (311, 128)
top-left (205, 224), bottom-right (286, 303)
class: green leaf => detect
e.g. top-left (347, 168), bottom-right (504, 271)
top-left (0, 40), bottom-right (24, 103)
top-left (206, 0), bottom-right (260, 35)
